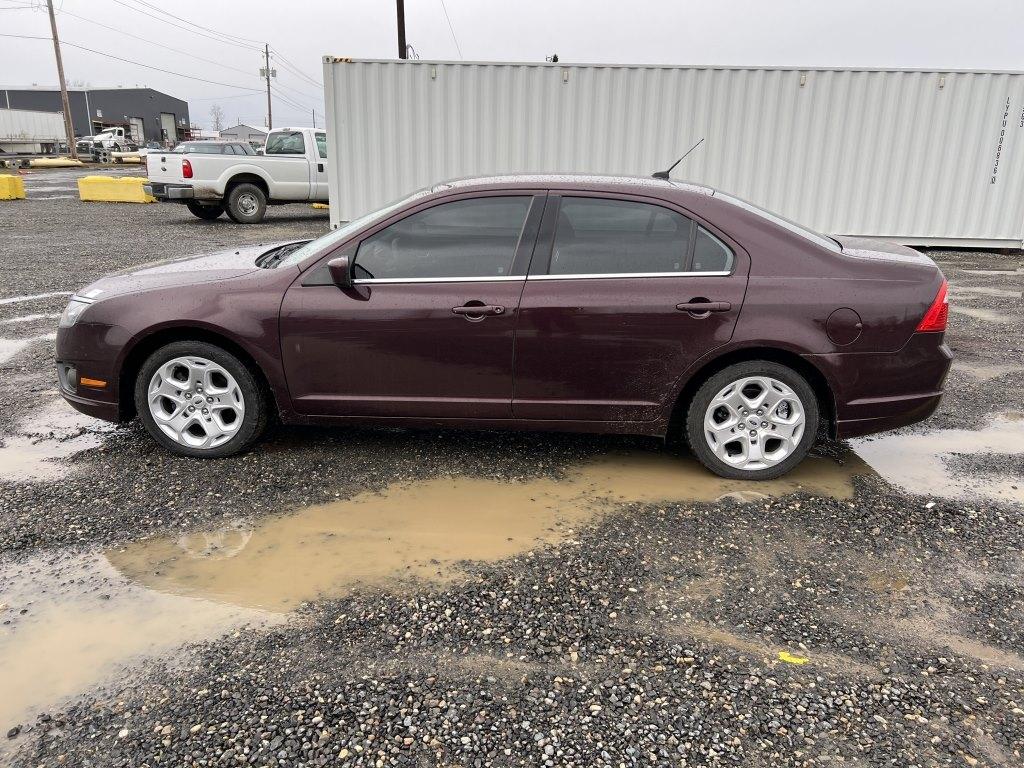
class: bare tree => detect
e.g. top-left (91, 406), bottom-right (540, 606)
top-left (209, 104), bottom-right (225, 132)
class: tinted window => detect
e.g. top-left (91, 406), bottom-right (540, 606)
top-left (315, 133), bottom-right (327, 158)
top-left (354, 197), bottom-right (531, 280)
top-left (265, 131), bottom-right (305, 155)
top-left (692, 226), bottom-right (734, 272)
top-left (172, 142), bottom-right (225, 154)
top-left (549, 198), bottom-right (694, 275)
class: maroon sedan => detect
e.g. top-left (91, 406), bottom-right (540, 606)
top-left (56, 174), bottom-right (951, 479)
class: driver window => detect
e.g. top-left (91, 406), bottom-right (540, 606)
top-left (353, 197), bottom-right (531, 280)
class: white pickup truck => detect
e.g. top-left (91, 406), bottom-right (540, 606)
top-left (144, 127), bottom-right (329, 223)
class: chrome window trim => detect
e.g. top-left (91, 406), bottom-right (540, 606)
top-left (527, 271), bottom-right (731, 280)
top-left (352, 276), bottom-right (523, 285)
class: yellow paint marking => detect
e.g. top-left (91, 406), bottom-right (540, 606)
top-left (778, 651), bottom-right (809, 665)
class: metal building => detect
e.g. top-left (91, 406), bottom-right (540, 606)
top-left (1, 87), bottom-right (190, 144)
top-left (218, 123), bottom-right (269, 146)
top-left (323, 59), bottom-right (1024, 248)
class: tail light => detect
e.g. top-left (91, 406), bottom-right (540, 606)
top-left (182, 158), bottom-right (193, 179)
top-left (916, 279), bottom-right (948, 332)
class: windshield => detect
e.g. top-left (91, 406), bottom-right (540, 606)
top-left (275, 188), bottom-right (432, 269)
top-left (716, 192), bottom-right (841, 252)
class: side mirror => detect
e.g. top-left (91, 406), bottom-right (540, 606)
top-left (327, 255), bottom-right (353, 288)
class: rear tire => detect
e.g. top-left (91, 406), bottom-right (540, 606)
top-left (685, 360), bottom-right (819, 480)
top-left (134, 341), bottom-right (268, 458)
top-left (186, 201), bottom-right (225, 220)
top-left (225, 183), bottom-right (267, 224)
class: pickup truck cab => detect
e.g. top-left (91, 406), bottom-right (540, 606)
top-left (144, 127), bottom-right (329, 223)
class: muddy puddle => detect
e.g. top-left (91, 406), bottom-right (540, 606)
top-left (0, 551), bottom-right (273, 733)
top-left (0, 396), bottom-right (115, 481)
top-left (108, 452), bottom-right (862, 612)
top-left (853, 413), bottom-right (1024, 504)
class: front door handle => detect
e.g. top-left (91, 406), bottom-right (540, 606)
top-left (452, 304), bottom-right (505, 317)
top-left (676, 301), bottom-right (732, 313)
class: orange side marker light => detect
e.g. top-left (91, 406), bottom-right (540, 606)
top-left (79, 377), bottom-right (107, 389)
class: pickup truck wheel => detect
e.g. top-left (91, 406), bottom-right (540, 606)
top-left (226, 183), bottom-right (267, 224)
top-left (186, 201), bottom-right (225, 220)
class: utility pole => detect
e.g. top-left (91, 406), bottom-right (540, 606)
top-left (46, 0), bottom-right (77, 159)
top-left (262, 43), bottom-right (273, 129)
top-left (311, 108), bottom-right (316, 128)
top-left (396, 0), bottom-right (407, 59)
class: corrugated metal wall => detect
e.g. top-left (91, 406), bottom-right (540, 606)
top-left (324, 60), bottom-right (1024, 246)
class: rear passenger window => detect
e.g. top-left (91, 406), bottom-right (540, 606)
top-left (692, 226), bottom-right (734, 272)
top-left (549, 198), bottom-right (694, 275)
top-left (354, 196), bottom-right (531, 280)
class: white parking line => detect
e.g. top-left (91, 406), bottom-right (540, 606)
top-left (0, 333), bottom-right (57, 364)
top-left (0, 292), bottom-right (72, 306)
top-left (1, 313), bottom-right (61, 324)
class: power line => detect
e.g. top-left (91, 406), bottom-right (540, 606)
top-left (270, 47), bottom-right (323, 88)
top-left (52, 8), bottom-right (259, 79)
top-left (438, 0), bottom-right (463, 59)
top-left (108, 0), bottom-right (262, 52)
top-left (119, 0), bottom-right (263, 47)
top-left (0, 33), bottom-right (264, 91)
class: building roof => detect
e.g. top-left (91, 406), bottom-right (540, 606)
top-left (219, 124), bottom-right (270, 134)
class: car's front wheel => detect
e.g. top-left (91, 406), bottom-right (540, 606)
top-left (134, 341), bottom-right (268, 458)
top-left (186, 201), bottom-right (225, 220)
top-left (686, 361), bottom-right (819, 480)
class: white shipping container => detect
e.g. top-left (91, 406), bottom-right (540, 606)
top-left (0, 108), bottom-right (66, 153)
top-left (323, 59), bottom-right (1024, 248)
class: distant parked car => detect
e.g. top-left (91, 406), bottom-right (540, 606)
top-left (144, 127), bottom-right (328, 223)
top-left (56, 174), bottom-right (951, 478)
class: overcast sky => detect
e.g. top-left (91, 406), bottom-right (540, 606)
top-left (2, 0), bottom-right (1022, 130)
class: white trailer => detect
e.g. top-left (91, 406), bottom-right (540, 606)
top-left (0, 108), bottom-right (66, 154)
top-left (322, 59), bottom-right (1024, 248)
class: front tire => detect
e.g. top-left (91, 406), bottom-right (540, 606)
top-left (685, 361), bottom-right (819, 480)
top-left (134, 341), bottom-right (268, 458)
top-left (186, 201), bottom-right (225, 220)
top-left (225, 183), bottom-right (267, 224)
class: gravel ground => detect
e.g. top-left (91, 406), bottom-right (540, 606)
top-left (1, 168), bottom-right (1023, 767)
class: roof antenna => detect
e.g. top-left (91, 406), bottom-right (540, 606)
top-left (652, 137), bottom-right (704, 180)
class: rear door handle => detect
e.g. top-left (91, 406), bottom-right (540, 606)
top-left (452, 304), bottom-right (505, 316)
top-left (676, 301), bottom-right (732, 313)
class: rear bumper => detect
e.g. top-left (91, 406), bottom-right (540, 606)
top-left (806, 333), bottom-right (952, 439)
top-left (144, 182), bottom-right (195, 201)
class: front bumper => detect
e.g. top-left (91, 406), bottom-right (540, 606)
top-left (144, 182), bottom-right (195, 201)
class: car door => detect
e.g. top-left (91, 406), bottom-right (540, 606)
top-left (312, 131), bottom-right (329, 201)
top-left (513, 193), bottom-right (750, 424)
top-left (280, 192), bottom-right (546, 419)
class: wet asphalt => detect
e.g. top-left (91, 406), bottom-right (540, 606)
top-left (1, 167), bottom-right (1023, 767)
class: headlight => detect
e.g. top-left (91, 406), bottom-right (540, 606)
top-left (59, 299), bottom-right (92, 328)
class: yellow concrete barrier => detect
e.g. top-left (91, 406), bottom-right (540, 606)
top-left (29, 157), bottom-right (84, 169)
top-left (78, 176), bottom-right (155, 203)
top-left (0, 175), bottom-right (26, 200)
top-left (311, 202), bottom-right (329, 209)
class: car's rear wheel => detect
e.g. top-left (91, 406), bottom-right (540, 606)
top-left (686, 361), bottom-right (819, 480)
top-left (134, 341), bottom-right (267, 458)
top-left (186, 201), bottom-right (225, 220)
top-left (225, 183), bottom-right (267, 224)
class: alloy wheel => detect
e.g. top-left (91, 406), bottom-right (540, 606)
top-left (702, 375), bottom-right (806, 471)
top-left (147, 356), bottom-right (245, 449)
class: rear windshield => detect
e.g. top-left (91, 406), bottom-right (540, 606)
top-left (716, 192), bottom-right (841, 252)
top-left (265, 131), bottom-right (306, 155)
top-left (170, 142), bottom-right (254, 155)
